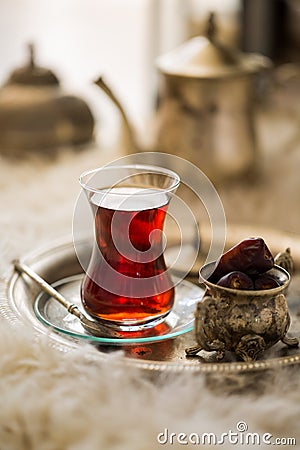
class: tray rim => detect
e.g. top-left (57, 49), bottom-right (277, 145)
top-left (2, 233), bottom-right (300, 374)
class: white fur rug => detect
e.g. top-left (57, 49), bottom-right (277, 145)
top-left (0, 320), bottom-right (300, 449)
top-left (1, 144), bottom-right (300, 449)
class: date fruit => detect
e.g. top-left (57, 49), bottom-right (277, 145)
top-left (217, 271), bottom-right (254, 290)
top-left (254, 274), bottom-right (280, 290)
top-left (209, 237), bottom-right (274, 283)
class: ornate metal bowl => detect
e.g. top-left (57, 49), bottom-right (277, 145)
top-left (186, 262), bottom-right (299, 362)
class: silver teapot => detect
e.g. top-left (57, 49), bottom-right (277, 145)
top-left (95, 13), bottom-right (271, 183)
top-left (155, 13), bottom-right (272, 183)
top-left (0, 44), bottom-right (95, 155)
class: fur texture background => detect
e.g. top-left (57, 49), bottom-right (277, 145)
top-left (0, 320), bottom-right (299, 450)
top-left (0, 145), bottom-right (300, 449)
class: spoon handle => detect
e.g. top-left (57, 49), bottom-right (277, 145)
top-left (13, 259), bottom-right (82, 319)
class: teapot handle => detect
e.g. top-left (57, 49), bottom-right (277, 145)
top-left (94, 76), bottom-right (139, 152)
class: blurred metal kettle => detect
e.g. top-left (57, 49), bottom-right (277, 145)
top-left (95, 13), bottom-right (272, 183)
top-left (0, 44), bottom-right (94, 156)
top-left (154, 13), bottom-right (272, 182)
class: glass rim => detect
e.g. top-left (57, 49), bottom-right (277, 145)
top-left (79, 164), bottom-right (181, 195)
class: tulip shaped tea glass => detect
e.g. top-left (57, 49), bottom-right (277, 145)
top-left (79, 164), bottom-right (180, 330)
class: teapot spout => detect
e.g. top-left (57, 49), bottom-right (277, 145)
top-left (94, 76), bottom-right (139, 153)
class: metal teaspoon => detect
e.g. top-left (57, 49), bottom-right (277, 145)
top-left (13, 259), bottom-right (122, 339)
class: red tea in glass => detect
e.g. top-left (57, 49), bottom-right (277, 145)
top-left (79, 165), bottom-right (180, 329)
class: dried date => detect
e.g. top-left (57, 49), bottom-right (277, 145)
top-left (217, 271), bottom-right (254, 290)
top-left (209, 237), bottom-right (274, 283)
top-left (254, 274), bottom-right (280, 290)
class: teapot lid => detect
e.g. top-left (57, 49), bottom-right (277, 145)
top-left (6, 44), bottom-right (59, 86)
top-left (157, 13), bottom-right (271, 79)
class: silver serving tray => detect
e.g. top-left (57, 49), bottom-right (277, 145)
top-left (1, 237), bottom-right (300, 374)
